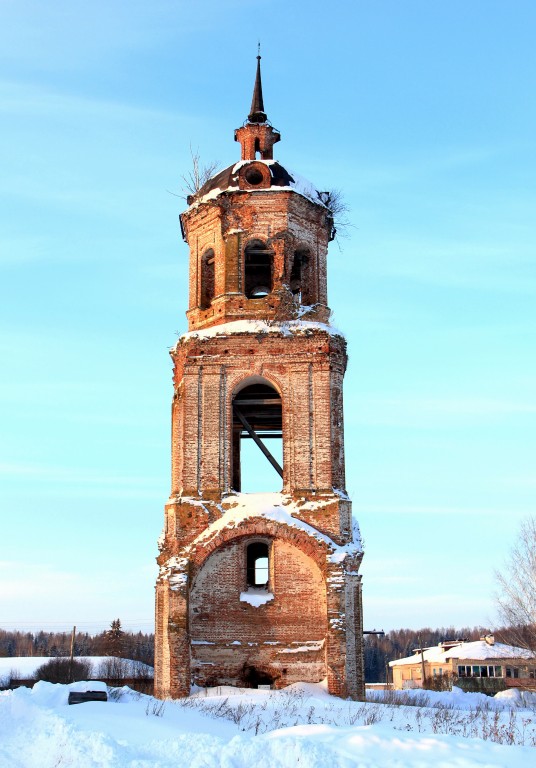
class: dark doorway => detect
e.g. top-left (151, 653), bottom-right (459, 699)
top-left (240, 664), bottom-right (275, 688)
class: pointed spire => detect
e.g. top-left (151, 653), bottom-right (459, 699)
top-left (235, 50), bottom-right (280, 159)
top-left (248, 50), bottom-right (267, 124)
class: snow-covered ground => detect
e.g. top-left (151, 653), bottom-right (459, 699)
top-left (1, 680), bottom-right (536, 767)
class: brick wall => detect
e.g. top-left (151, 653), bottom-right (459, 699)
top-left (189, 537), bottom-right (327, 688)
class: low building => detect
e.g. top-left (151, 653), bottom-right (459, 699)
top-left (389, 635), bottom-right (536, 691)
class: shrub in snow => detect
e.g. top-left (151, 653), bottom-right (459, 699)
top-left (423, 672), bottom-right (454, 692)
top-left (0, 667), bottom-right (21, 690)
top-left (97, 657), bottom-right (130, 680)
top-left (453, 675), bottom-right (507, 696)
top-left (97, 657), bottom-right (153, 694)
top-left (34, 657), bottom-right (92, 684)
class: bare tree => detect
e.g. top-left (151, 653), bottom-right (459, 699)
top-left (180, 146), bottom-right (220, 199)
top-left (317, 188), bottom-right (352, 242)
top-left (495, 516), bottom-right (536, 653)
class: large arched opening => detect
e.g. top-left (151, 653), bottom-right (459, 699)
top-left (231, 381), bottom-right (282, 493)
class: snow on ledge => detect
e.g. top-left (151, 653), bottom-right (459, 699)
top-left (277, 640), bottom-right (325, 654)
top-left (159, 555), bottom-right (189, 590)
top-left (176, 319), bottom-right (345, 348)
top-left (240, 589), bottom-right (274, 607)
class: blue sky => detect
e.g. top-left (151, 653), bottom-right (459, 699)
top-left (1, 0), bottom-right (535, 636)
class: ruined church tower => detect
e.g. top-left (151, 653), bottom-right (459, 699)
top-left (155, 58), bottom-right (364, 699)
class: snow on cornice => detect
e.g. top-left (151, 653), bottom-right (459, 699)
top-left (186, 491), bottom-right (363, 561)
top-left (175, 319), bottom-right (345, 349)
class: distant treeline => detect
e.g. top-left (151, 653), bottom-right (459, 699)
top-left (0, 625), bottom-right (154, 666)
top-left (2, 624), bottom-right (520, 682)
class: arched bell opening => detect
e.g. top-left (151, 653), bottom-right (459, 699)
top-left (200, 248), bottom-right (215, 309)
top-left (289, 247), bottom-right (312, 306)
top-left (244, 239), bottom-right (274, 299)
top-left (254, 137), bottom-right (261, 160)
top-left (231, 382), bottom-right (282, 492)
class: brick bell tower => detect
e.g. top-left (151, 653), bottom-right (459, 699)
top-left (155, 56), bottom-right (364, 699)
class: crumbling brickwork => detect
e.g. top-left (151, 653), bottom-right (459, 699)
top-left (189, 537), bottom-right (327, 688)
top-left (155, 60), bottom-right (364, 700)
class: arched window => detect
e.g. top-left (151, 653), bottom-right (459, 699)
top-left (244, 240), bottom-right (273, 299)
top-left (232, 382), bottom-right (282, 492)
top-left (200, 249), bottom-right (215, 309)
top-left (289, 247), bottom-right (311, 305)
top-left (246, 541), bottom-right (269, 588)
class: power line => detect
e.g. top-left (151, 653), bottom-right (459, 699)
top-left (0, 619), bottom-right (155, 630)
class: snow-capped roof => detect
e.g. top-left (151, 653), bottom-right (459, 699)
top-left (187, 159), bottom-right (326, 208)
top-left (389, 640), bottom-right (535, 667)
top-left (443, 640), bottom-right (535, 661)
top-left (389, 646), bottom-right (448, 667)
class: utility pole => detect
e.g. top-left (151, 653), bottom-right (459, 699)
top-left (69, 625), bottom-right (76, 683)
top-left (418, 635), bottom-right (427, 687)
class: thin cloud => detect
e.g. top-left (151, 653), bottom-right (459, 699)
top-left (0, 560), bottom-right (156, 629)
top-left (0, 80), bottom-right (179, 122)
top-left (348, 395), bottom-right (536, 429)
top-left (363, 241), bottom-right (536, 294)
top-left (0, 461), bottom-right (161, 490)
top-left (352, 503), bottom-right (514, 517)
